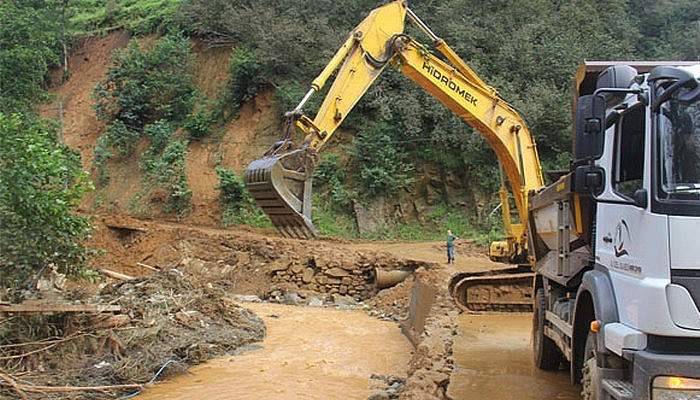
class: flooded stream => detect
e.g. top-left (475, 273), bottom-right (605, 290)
top-left (137, 303), bottom-right (412, 400)
top-left (448, 313), bottom-right (580, 400)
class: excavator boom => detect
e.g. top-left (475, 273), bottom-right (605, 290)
top-left (244, 2), bottom-right (545, 311)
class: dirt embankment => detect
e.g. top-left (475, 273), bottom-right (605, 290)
top-left (41, 31), bottom-right (282, 227)
top-left (89, 214), bottom-right (428, 301)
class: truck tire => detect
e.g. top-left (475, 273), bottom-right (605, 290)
top-left (581, 331), bottom-right (599, 400)
top-left (533, 288), bottom-right (561, 370)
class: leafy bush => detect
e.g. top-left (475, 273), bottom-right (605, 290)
top-left (70, 0), bottom-right (182, 35)
top-left (216, 167), bottom-right (248, 207)
top-left (313, 153), bottom-right (353, 209)
top-left (94, 35), bottom-right (196, 129)
top-left (215, 167), bottom-right (271, 228)
top-left (101, 119), bottom-right (141, 157)
top-left (0, 2), bottom-right (62, 112)
top-left (144, 119), bottom-right (174, 153)
top-left (93, 136), bottom-right (113, 186)
top-left (0, 113), bottom-right (92, 289)
top-left (93, 35), bottom-right (197, 198)
top-left (350, 122), bottom-right (414, 198)
top-left (220, 47), bottom-right (264, 118)
top-left (142, 139), bottom-right (192, 216)
top-left (184, 109), bottom-right (215, 139)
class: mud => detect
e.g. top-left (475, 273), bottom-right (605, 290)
top-left (448, 314), bottom-right (579, 400)
top-left (137, 302), bottom-right (412, 400)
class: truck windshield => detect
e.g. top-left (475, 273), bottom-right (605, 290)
top-left (658, 98), bottom-right (700, 199)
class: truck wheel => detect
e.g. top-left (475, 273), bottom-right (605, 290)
top-left (533, 288), bottom-right (561, 370)
top-left (581, 331), bottom-right (599, 400)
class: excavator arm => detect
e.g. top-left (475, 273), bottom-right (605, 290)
top-left (244, 1), bottom-right (544, 263)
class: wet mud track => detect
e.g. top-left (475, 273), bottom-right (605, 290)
top-left (448, 314), bottom-right (579, 400)
top-left (137, 303), bottom-right (411, 400)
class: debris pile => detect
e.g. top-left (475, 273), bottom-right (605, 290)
top-left (0, 271), bottom-right (265, 399)
top-left (90, 216), bottom-right (429, 301)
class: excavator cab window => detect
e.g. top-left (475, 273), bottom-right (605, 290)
top-left (613, 105), bottom-right (647, 198)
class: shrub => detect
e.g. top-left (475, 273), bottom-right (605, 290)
top-left (184, 109), bottom-right (215, 139)
top-left (102, 119), bottom-right (141, 157)
top-left (0, 2), bottom-right (61, 113)
top-left (0, 113), bottom-right (92, 289)
top-left (142, 139), bottom-right (192, 216)
top-left (215, 167), bottom-right (271, 228)
top-left (216, 167), bottom-right (248, 207)
top-left (92, 34), bottom-right (197, 179)
top-left (221, 47), bottom-right (264, 118)
top-left (350, 121), bottom-right (414, 198)
top-left (94, 35), bottom-right (196, 130)
top-left (144, 120), bottom-right (174, 153)
top-left (314, 153), bottom-right (353, 210)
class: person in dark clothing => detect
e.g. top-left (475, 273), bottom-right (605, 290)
top-left (446, 229), bottom-right (459, 264)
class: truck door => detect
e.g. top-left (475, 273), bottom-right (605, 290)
top-left (596, 103), bottom-right (670, 329)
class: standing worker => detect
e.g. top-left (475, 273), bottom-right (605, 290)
top-left (446, 229), bottom-right (459, 264)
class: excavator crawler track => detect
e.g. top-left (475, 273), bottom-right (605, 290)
top-left (244, 149), bottom-right (318, 239)
top-left (449, 266), bottom-right (534, 313)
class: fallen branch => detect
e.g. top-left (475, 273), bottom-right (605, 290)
top-left (0, 369), bottom-right (28, 400)
top-left (136, 262), bottom-right (158, 272)
top-left (100, 269), bottom-right (135, 281)
top-left (0, 333), bottom-right (88, 360)
top-left (18, 383), bottom-right (143, 393)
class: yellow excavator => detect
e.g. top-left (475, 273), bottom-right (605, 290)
top-left (244, 0), bottom-right (542, 311)
top-left (247, 2), bottom-right (700, 395)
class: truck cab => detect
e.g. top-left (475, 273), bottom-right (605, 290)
top-left (531, 62), bottom-right (700, 399)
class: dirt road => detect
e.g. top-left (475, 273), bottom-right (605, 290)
top-left (137, 302), bottom-right (412, 400)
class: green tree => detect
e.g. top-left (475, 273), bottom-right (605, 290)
top-left (0, 1), bottom-right (62, 112)
top-left (350, 121), bottom-right (414, 198)
top-left (0, 113), bottom-right (92, 289)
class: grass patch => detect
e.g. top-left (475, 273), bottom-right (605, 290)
top-left (69, 0), bottom-right (181, 36)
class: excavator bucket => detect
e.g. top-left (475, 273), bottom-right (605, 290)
top-left (449, 266), bottom-right (534, 313)
top-left (244, 146), bottom-right (319, 239)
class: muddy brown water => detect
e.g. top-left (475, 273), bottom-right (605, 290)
top-left (137, 302), bottom-right (412, 400)
top-left (448, 313), bottom-right (580, 400)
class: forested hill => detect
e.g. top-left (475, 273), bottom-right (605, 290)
top-left (1, 0), bottom-right (700, 252)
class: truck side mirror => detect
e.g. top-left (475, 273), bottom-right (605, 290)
top-left (633, 188), bottom-right (648, 209)
top-left (573, 165), bottom-right (604, 196)
top-left (573, 94), bottom-right (606, 166)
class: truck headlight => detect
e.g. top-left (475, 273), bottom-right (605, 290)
top-left (653, 376), bottom-right (700, 399)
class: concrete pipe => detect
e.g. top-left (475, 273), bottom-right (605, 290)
top-left (375, 268), bottom-right (413, 289)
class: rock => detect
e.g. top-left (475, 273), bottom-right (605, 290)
top-left (341, 276), bottom-right (353, 285)
top-left (368, 390), bottom-right (390, 400)
top-left (339, 285), bottom-right (348, 295)
top-left (235, 251), bottom-right (251, 265)
top-left (326, 277), bottom-right (342, 285)
top-left (339, 263), bottom-right (356, 272)
top-left (307, 297), bottom-right (323, 307)
top-left (332, 294), bottom-right (357, 307)
top-left (353, 197), bottom-right (386, 235)
top-left (282, 292), bottom-right (301, 305)
top-left (302, 268), bottom-right (315, 283)
top-left (315, 275), bottom-right (327, 285)
top-left (326, 268), bottom-right (350, 278)
top-left (291, 263), bottom-right (305, 274)
top-left (268, 262), bottom-right (289, 273)
top-left (232, 294), bottom-right (262, 303)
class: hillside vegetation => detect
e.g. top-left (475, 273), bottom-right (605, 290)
top-left (1, 0), bottom-right (699, 285)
